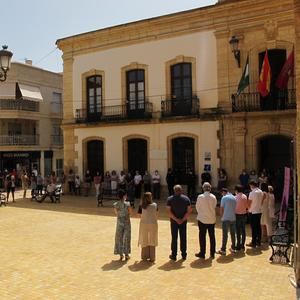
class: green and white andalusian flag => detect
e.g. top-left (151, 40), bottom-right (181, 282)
top-left (236, 55), bottom-right (249, 95)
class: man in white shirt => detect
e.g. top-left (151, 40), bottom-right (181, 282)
top-left (195, 182), bottom-right (217, 259)
top-left (247, 180), bottom-right (264, 248)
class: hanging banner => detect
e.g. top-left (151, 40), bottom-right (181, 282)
top-left (279, 167), bottom-right (290, 222)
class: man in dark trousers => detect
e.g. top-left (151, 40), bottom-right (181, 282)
top-left (166, 185), bottom-right (192, 261)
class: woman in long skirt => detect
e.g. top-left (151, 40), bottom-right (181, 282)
top-left (114, 189), bottom-right (132, 260)
top-left (138, 192), bottom-right (158, 262)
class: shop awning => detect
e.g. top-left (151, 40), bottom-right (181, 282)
top-left (16, 83), bottom-right (43, 102)
top-left (0, 83), bottom-right (16, 99)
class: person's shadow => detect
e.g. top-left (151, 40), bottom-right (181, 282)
top-left (216, 254), bottom-right (234, 264)
top-left (101, 259), bottom-right (127, 271)
top-left (128, 260), bottom-right (155, 272)
top-left (190, 258), bottom-right (213, 269)
top-left (246, 248), bottom-right (262, 256)
top-left (158, 259), bottom-right (185, 271)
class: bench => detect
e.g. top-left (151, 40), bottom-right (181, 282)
top-left (269, 227), bottom-right (290, 263)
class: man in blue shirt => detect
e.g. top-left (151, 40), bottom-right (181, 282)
top-left (216, 188), bottom-right (237, 255)
top-left (166, 185), bottom-right (192, 261)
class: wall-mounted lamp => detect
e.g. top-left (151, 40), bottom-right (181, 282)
top-left (229, 36), bottom-right (240, 68)
top-left (0, 45), bottom-right (13, 82)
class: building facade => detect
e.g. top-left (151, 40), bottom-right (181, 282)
top-left (57, 13), bottom-right (221, 188)
top-left (216, 0), bottom-right (295, 190)
top-left (0, 61), bottom-right (63, 177)
top-left (57, 0), bottom-right (296, 192)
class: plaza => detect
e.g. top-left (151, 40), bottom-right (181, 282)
top-left (0, 191), bottom-right (295, 299)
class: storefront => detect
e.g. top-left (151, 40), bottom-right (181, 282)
top-left (0, 150), bottom-right (53, 176)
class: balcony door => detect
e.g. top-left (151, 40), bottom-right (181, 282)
top-left (258, 49), bottom-right (286, 110)
top-left (172, 137), bottom-right (195, 184)
top-left (126, 69), bottom-right (145, 119)
top-left (87, 76), bottom-right (102, 121)
top-left (171, 63), bottom-right (192, 116)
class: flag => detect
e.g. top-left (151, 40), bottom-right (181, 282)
top-left (279, 167), bottom-right (290, 222)
top-left (276, 49), bottom-right (294, 89)
top-left (236, 55), bottom-right (249, 95)
top-left (257, 51), bottom-right (271, 97)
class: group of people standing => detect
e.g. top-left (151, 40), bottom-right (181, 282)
top-left (112, 179), bottom-right (276, 262)
top-left (67, 169), bottom-right (162, 204)
top-left (197, 180), bottom-right (275, 258)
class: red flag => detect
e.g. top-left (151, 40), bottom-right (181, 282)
top-left (275, 49), bottom-right (295, 89)
top-left (257, 51), bottom-right (271, 97)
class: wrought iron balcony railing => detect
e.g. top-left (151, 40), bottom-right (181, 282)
top-left (0, 99), bottom-right (39, 112)
top-left (161, 96), bottom-right (199, 118)
top-left (0, 134), bottom-right (39, 145)
top-left (232, 89), bottom-right (296, 112)
top-left (75, 101), bottom-right (153, 123)
top-left (51, 135), bottom-right (63, 145)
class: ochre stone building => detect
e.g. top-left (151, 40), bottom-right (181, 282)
top-left (57, 0), bottom-right (296, 190)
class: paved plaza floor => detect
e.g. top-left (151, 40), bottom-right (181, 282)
top-left (0, 190), bottom-right (297, 299)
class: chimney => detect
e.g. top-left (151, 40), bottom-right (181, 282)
top-left (25, 59), bottom-right (32, 65)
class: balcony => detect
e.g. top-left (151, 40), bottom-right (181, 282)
top-left (51, 135), bottom-right (63, 145)
top-left (161, 96), bottom-right (199, 118)
top-left (75, 101), bottom-right (153, 123)
top-left (232, 89), bottom-right (296, 113)
top-left (0, 99), bottom-right (39, 112)
top-left (0, 135), bottom-right (39, 146)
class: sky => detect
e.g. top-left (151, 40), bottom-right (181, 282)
top-left (2, 0), bottom-right (217, 73)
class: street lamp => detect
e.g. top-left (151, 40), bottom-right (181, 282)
top-left (0, 45), bottom-right (13, 82)
top-left (229, 36), bottom-right (241, 68)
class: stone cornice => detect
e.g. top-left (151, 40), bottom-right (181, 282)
top-left (56, 0), bottom-right (294, 56)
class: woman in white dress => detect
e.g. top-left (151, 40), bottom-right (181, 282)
top-left (138, 192), bottom-right (158, 262)
top-left (261, 184), bottom-right (275, 242)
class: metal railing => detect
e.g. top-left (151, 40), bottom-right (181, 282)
top-left (51, 135), bottom-right (63, 145)
top-left (232, 89), bottom-right (296, 112)
top-left (75, 100), bottom-right (153, 123)
top-left (0, 134), bottom-right (39, 145)
top-left (0, 99), bottom-right (39, 112)
top-left (161, 96), bottom-right (200, 117)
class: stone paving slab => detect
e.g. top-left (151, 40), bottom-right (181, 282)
top-left (0, 191), bottom-right (296, 299)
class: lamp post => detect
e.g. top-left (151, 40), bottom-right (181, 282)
top-left (229, 36), bottom-right (241, 68)
top-left (0, 45), bottom-right (13, 82)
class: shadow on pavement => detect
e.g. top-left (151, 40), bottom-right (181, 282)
top-left (216, 254), bottom-right (234, 264)
top-left (245, 248), bottom-right (263, 256)
top-left (190, 258), bottom-right (212, 269)
top-left (158, 259), bottom-right (185, 271)
top-left (101, 259), bottom-right (128, 271)
top-left (128, 260), bottom-right (155, 272)
top-left (232, 251), bottom-right (246, 259)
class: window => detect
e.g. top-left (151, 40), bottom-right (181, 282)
top-left (8, 123), bottom-right (22, 135)
top-left (52, 125), bottom-right (62, 144)
top-left (171, 63), bottom-right (192, 100)
top-left (87, 76), bottom-right (102, 116)
top-left (56, 159), bottom-right (64, 176)
top-left (126, 70), bottom-right (145, 111)
top-left (52, 92), bottom-right (62, 113)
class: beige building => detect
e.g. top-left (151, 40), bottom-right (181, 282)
top-left (0, 61), bottom-right (63, 177)
top-left (57, 0), bottom-right (296, 192)
top-left (57, 12), bottom-right (221, 188)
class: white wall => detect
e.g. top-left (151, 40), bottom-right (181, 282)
top-left (73, 30), bottom-right (218, 111)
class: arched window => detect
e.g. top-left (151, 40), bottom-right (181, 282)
top-left (87, 75), bottom-right (102, 120)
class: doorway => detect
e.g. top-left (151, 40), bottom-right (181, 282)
top-left (87, 140), bottom-right (104, 177)
top-left (127, 138), bottom-right (147, 175)
top-left (172, 137), bottom-right (195, 184)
